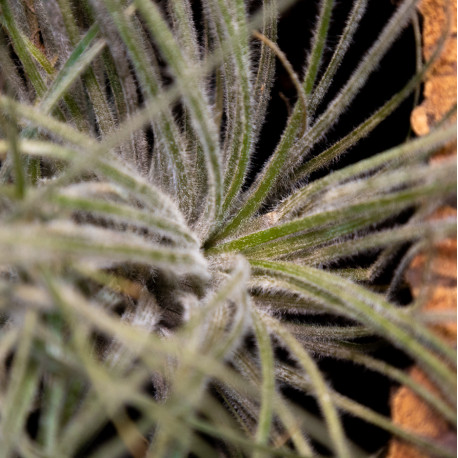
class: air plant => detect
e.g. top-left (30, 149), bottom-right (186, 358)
top-left (0, 0), bottom-right (456, 456)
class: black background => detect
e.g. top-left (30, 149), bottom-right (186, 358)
top-left (254, 0), bottom-right (417, 454)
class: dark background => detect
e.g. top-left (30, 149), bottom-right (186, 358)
top-left (255, 0), bottom-right (417, 177)
top-left (257, 1), bottom-right (418, 454)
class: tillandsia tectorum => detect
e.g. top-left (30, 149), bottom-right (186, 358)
top-left (0, 0), bottom-right (456, 456)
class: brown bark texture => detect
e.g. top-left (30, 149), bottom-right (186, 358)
top-left (388, 0), bottom-right (457, 456)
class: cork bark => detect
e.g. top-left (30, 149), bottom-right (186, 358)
top-left (388, 0), bottom-right (457, 456)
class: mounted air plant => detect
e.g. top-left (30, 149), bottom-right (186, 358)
top-left (0, 0), bottom-right (456, 456)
